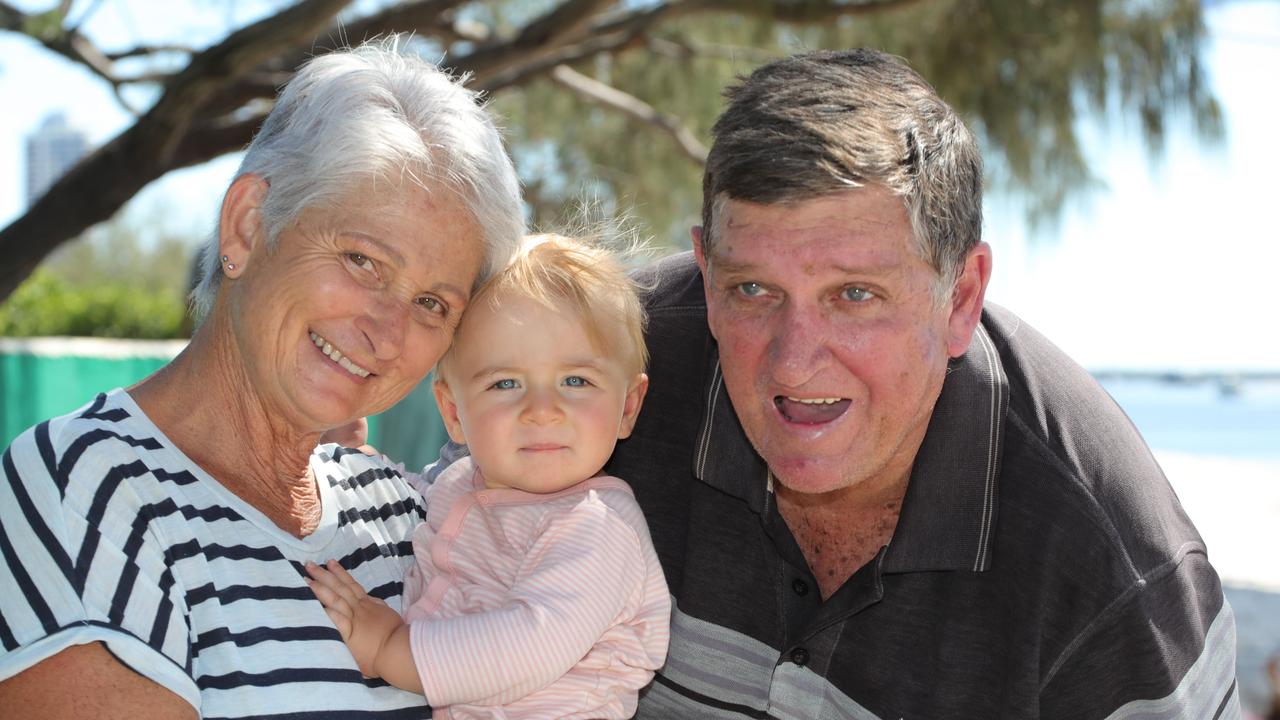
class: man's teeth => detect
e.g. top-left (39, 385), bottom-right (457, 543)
top-left (786, 397), bottom-right (843, 405)
top-left (309, 332), bottom-right (371, 378)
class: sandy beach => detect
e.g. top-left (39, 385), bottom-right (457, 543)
top-left (1156, 451), bottom-right (1280, 714)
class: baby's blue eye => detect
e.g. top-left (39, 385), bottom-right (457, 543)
top-left (492, 379), bottom-right (518, 390)
top-left (564, 376), bottom-right (590, 387)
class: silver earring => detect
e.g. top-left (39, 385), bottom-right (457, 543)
top-left (221, 255), bottom-right (236, 272)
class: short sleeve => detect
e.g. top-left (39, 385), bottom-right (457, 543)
top-left (0, 423), bottom-right (199, 709)
top-left (1040, 550), bottom-right (1240, 719)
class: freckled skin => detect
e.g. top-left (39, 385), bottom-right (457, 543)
top-left (695, 187), bottom-right (991, 597)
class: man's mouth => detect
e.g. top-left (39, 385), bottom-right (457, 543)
top-left (774, 396), bottom-right (851, 424)
top-left (310, 332), bottom-right (372, 378)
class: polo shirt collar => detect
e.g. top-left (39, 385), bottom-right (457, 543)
top-left (692, 315), bottom-right (1008, 574)
top-left (883, 320), bottom-right (1008, 573)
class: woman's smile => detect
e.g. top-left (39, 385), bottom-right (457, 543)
top-left (309, 331), bottom-right (372, 378)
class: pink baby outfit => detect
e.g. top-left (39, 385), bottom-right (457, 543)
top-left (402, 456), bottom-right (671, 719)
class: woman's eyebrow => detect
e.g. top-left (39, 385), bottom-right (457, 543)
top-left (344, 232), bottom-right (406, 267)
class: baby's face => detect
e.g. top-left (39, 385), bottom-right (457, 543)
top-left (435, 292), bottom-right (647, 492)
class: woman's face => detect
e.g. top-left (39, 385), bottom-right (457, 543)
top-left (229, 181), bottom-right (485, 435)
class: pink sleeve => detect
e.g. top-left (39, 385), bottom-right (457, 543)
top-left (409, 490), bottom-right (648, 707)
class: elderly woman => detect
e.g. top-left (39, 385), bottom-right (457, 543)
top-left (0, 42), bottom-right (523, 718)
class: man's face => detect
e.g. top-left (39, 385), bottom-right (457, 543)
top-left (694, 186), bottom-right (986, 498)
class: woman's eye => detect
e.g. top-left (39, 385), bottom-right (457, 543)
top-left (415, 296), bottom-right (445, 316)
top-left (491, 378), bottom-right (518, 390)
top-left (841, 286), bottom-right (874, 302)
top-left (735, 282), bottom-right (765, 297)
top-left (346, 253), bottom-right (375, 273)
top-left (564, 376), bottom-right (591, 388)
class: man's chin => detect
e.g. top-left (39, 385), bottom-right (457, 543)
top-left (766, 456), bottom-right (855, 496)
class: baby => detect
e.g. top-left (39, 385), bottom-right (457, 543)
top-left (306, 234), bottom-right (670, 719)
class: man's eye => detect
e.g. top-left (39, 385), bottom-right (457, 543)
top-left (346, 253), bottom-right (375, 272)
top-left (564, 376), bottom-right (591, 388)
top-left (491, 379), bottom-right (519, 390)
top-left (841, 286), bottom-right (874, 302)
top-left (735, 282), bottom-right (765, 297)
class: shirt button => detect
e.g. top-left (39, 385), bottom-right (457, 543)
top-left (790, 648), bottom-right (809, 666)
top-left (792, 578), bottom-right (809, 596)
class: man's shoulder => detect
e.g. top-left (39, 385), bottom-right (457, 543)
top-left (633, 251), bottom-right (706, 314)
top-left (979, 306), bottom-right (1204, 572)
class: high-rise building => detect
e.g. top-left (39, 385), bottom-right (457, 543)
top-left (25, 112), bottom-right (88, 208)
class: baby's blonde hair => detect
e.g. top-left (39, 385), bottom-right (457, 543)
top-left (438, 233), bottom-right (648, 377)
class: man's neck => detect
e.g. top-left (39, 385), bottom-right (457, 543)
top-left (774, 470), bottom-right (910, 600)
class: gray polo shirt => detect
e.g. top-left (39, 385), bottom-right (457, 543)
top-left (608, 251), bottom-right (1240, 719)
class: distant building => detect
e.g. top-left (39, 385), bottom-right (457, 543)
top-left (25, 112), bottom-right (88, 207)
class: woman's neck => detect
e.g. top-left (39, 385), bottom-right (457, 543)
top-left (130, 320), bottom-right (324, 537)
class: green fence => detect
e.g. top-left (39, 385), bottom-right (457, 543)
top-left (0, 337), bottom-right (447, 472)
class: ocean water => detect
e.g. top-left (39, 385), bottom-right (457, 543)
top-left (1099, 377), bottom-right (1280, 460)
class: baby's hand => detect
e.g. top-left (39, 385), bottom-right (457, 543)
top-left (305, 560), bottom-right (405, 678)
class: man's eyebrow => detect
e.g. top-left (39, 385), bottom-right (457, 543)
top-left (711, 257), bottom-right (902, 277)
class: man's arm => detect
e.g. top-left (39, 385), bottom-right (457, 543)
top-left (1040, 551), bottom-right (1240, 719)
top-left (0, 643), bottom-right (197, 720)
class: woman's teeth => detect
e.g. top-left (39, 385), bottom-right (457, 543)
top-left (309, 332), bottom-right (371, 378)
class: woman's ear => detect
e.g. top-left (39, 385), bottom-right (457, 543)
top-left (217, 174), bottom-right (268, 277)
top-left (432, 378), bottom-right (468, 445)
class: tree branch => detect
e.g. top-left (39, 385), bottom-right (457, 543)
top-left (106, 43), bottom-right (197, 61)
top-left (0, 0), bottom-right (928, 302)
top-left (460, 0), bottom-right (619, 80)
top-left (548, 64), bottom-right (708, 165)
top-left (472, 26), bottom-right (645, 92)
top-left (645, 35), bottom-right (776, 64)
top-left (146, 0), bottom-right (353, 163)
top-left (1, 1), bottom-right (117, 82)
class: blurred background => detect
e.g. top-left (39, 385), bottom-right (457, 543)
top-left (2, 0), bottom-right (1277, 712)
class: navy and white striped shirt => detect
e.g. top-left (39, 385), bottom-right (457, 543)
top-left (0, 389), bottom-right (430, 718)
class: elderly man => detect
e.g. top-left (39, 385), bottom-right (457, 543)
top-left (608, 49), bottom-right (1239, 718)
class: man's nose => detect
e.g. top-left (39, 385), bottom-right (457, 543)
top-left (768, 303), bottom-right (831, 388)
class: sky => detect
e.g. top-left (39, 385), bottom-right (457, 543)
top-left (1, 0), bottom-right (1278, 371)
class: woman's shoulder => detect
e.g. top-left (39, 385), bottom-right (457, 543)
top-left (313, 443), bottom-right (425, 510)
top-left (4, 389), bottom-right (169, 509)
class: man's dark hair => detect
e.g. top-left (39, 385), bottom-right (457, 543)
top-left (701, 49), bottom-right (983, 296)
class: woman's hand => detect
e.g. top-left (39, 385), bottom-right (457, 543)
top-left (305, 560), bottom-right (406, 680)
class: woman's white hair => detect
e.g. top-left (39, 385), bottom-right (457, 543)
top-left (190, 37), bottom-right (524, 319)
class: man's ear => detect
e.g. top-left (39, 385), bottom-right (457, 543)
top-left (218, 173), bottom-right (268, 276)
top-left (690, 226), bottom-right (721, 337)
top-left (616, 373), bottom-right (650, 440)
top-left (946, 242), bottom-right (993, 358)
top-left (432, 378), bottom-right (468, 445)
top-left (691, 226), bottom-right (706, 272)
